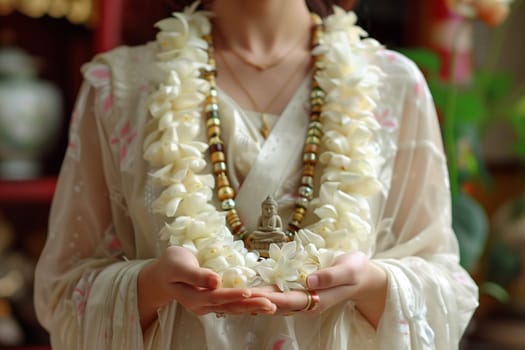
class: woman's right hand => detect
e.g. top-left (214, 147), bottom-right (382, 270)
top-left (138, 246), bottom-right (276, 330)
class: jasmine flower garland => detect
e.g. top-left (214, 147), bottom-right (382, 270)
top-left (143, 2), bottom-right (384, 291)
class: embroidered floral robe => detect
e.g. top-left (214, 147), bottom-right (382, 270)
top-left (34, 36), bottom-right (478, 349)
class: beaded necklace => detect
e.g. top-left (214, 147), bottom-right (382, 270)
top-left (146, 3), bottom-right (384, 290)
top-left (201, 13), bottom-right (325, 246)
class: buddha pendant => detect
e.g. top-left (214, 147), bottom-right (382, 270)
top-left (245, 196), bottom-right (290, 257)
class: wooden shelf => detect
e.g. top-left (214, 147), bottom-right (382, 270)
top-left (0, 177), bottom-right (57, 204)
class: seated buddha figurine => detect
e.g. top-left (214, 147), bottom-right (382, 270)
top-left (246, 196), bottom-right (289, 257)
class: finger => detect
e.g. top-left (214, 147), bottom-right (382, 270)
top-left (171, 262), bottom-right (220, 289)
top-left (307, 253), bottom-right (366, 289)
top-left (172, 283), bottom-right (251, 308)
top-left (201, 297), bottom-right (277, 316)
top-left (162, 246), bottom-right (220, 289)
top-left (250, 289), bottom-right (311, 314)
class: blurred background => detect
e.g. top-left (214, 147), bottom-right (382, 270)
top-left (0, 0), bottom-right (523, 348)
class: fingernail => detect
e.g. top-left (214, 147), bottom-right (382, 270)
top-left (307, 275), bottom-right (319, 289)
top-left (208, 275), bottom-right (220, 289)
top-left (242, 290), bottom-right (251, 298)
top-left (263, 306), bottom-right (276, 314)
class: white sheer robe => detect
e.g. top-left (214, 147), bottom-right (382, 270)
top-left (33, 41), bottom-right (478, 349)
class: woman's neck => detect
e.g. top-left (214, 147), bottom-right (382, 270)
top-left (210, 0), bottom-right (311, 55)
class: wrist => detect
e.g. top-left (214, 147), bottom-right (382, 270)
top-left (137, 259), bottom-right (171, 330)
top-left (352, 262), bottom-right (388, 328)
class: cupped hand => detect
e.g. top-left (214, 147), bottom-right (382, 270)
top-left (139, 246), bottom-right (276, 322)
top-left (249, 251), bottom-right (387, 326)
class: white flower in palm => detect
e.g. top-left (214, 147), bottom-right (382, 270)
top-left (255, 242), bottom-right (307, 291)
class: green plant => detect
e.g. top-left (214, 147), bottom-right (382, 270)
top-left (398, 1), bottom-right (525, 301)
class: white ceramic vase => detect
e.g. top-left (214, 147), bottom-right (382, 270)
top-left (0, 47), bottom-right (62, 180)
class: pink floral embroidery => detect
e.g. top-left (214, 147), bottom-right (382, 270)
top-left (453, 271), bottom-right (472, 285)
top-left (89, 68), bottom-right (111, 80)
top-left (374, 108), bottom-right (398, 132)
top-left (398, 319), bottom-right (410, 335)
top-left (383, 50), bottom-right (398, 62)
top-left (73, 278), bottom-right (92, 315)
top-left (67, 109), bottom-right (82, 159)
top-left (67, 140), bottom-right (77, 151)
top-left (103, 94), bottom-right (113, 113)
top-left (414, 78), bottom-right (425, 98)
top-left (272, 339), bottom-right (287, 350)
top-left (110, 121), bottom-right (137, 162)
top-left (109, 237), bottom-right (122, 251)
top-left (85, 64), bottom-right (113, 113)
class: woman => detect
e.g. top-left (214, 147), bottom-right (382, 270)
top-left (34, 0), bottom-right (479, 348)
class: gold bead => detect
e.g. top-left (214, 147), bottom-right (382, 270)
top-left (308, 127), bottom-right (323, 138)
top-left (292, 212), bottom-right (305, 222)
top-left (226, 208), bottom-right (238, 219)
top-left (207, 117), bottom-right (220, 127)
top-left (311, 97), bottom-right (324, 106)
top-left (210, 151), bottom-right (225, 163)
top-left (208, 136), bottom-right (223, 146)
top-left (221, 199), bottom-right (236, 210)
top-left (301, 176), bottom-right (314, 187)
top-left (306, 136), bottom-right (321, 145)
top-left (213, 162), bottom-right (227, 174)
top-left (216, 172), bottom-right (230, 188)
top-left (303, 152), bottom-right (317, 164)
top-left (218, 186), bottom-right (235, 201)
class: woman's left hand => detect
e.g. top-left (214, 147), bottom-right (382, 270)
top-left (249, 251), bottom-right (388, 327)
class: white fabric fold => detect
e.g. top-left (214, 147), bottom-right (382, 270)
top-left (33, 40), bottom-right (478, 349)
top-left (228, 76), bottom-right (311, 230)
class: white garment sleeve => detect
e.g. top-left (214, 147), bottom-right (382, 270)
top-left (33, 70), bottom-right (150, 349)
top-left (371, 53), bottom-right (479, 349)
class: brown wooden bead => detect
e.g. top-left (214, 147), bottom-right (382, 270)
top-left (207, 125), bottom-right (221, 138)
top-left (304, 143), bottom-right (318, 154)
top-left (287, 223), bottom-right (300, 233)
top-left (208, 142), bottom-right (224, 154)
top-left (310, 112), bottom-right (321, 121)
top-left (231, 222), bottom-right (245, 235)
top-left (303, 164), bottom-right (316, 177)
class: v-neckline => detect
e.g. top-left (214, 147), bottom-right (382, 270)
top-left (215, 72), bottom-right (312, 120)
